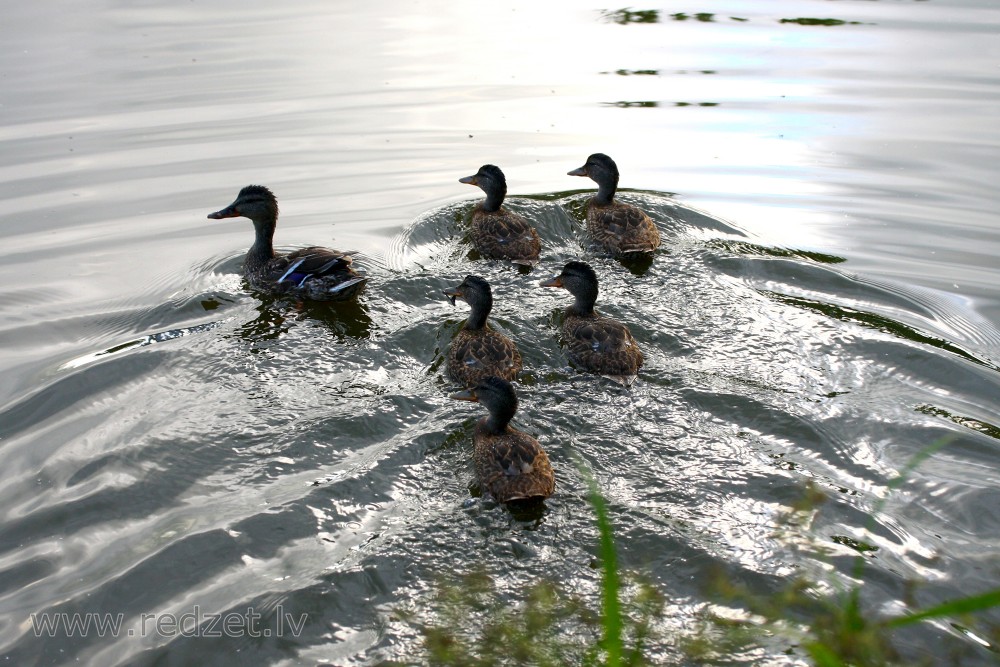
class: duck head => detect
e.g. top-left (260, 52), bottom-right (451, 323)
top-left (459, 164), bottom-right (508, 212)
top-left (568, 153), bottom-right (619, 204)
top-left (450, 375), bottom-right (518, 432)
top-left (443, 274), bottom-right (493, 329)
top-left (208, 185), bottom-right (279, 227)
top-left (540, 260), bottom-right (599, 315)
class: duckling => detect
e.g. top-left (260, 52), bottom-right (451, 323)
top-left (208, 185), bottom-right (366, 301)
top-left (451, 376), bottom-right (555, 504)
top-left (567, 153), bottom-right (660, 256)
top-left (540, 261), bottom-right (643, 384)
top-left (443, 275), bottom-right (522, 387)
top-left (459, 165), bottom-right (541, 266)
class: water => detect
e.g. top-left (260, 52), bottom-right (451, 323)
top-left (1, 0), bottom-right (998, 664)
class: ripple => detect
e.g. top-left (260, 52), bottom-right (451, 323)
top-left (1, 189), bottom-right (997, 664)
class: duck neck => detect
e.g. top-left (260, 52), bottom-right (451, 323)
top-left (568, 289), bottom-right (598, 317)
top-left (482, 184), bottom-right (506, 213)
top-left (464, 296), bottom-right (492, 331)
top-left (594, 179), bottom-right (617, 206)
top-left (482, 406), bottom-right (514, 436)
top-left (247, 219), bottom-right (276, 267)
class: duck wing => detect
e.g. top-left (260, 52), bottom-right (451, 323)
top-left (565, 314), bottom-right (643, 380)
top-left (471, 208), bottom-right (541, 265)
top-left (257, 247), bottom-right (367, 300)
top-left (588, 201), bottom-right (660, 254)
top-left (266, 247), bottom-right (359, 286)
top-left (476, 430), bottom-right (555, 503)
top-left (449, 328), bottom-right (522, 386)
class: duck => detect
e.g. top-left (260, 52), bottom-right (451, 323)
top-left (207, 185), bottom-right (367, 301)
top-left (459, 165), bottom-right (541, 266)
top-left (443, 275), bottom-right (522, 387)
top-left (540, 260), bottom-right (643, 384)
top-left (567, 153), bottom-right (660, 256)
top-left (451, 376), bottom-right (555, 504)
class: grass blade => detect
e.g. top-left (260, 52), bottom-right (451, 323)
top-left (884, 588), bottom-right (1000, 628)
top-left (585, 475), bottom-right (622, 667)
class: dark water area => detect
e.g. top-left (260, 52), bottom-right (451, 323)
top-left (1, 0), bottom-right (999, 665)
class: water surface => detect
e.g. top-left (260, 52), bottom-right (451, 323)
top-left (1, 0), bottom-right (998, 665)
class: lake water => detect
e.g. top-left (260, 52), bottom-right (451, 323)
top-left (1, 0), bottom-right (998, 665)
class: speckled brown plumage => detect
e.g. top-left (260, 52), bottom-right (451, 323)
top-left (562, 311), bottom-right (643, 380)
top-left (540, 261), bottom-right (643, 384)
top-left (444, 275), bottom-right (522, 387)
top-left (208, 185), bottom-right (366, 301)
top-left (568, 153), bottom-right (660, 256)
top-left (460, 165), bottom-right (541, 266)
top-left (451, 377), bottom-right (555, 504)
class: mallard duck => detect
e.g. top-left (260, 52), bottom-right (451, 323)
top-left (540, 260), bottom-right (643, 384)
top-left (451, 376), bottom-right (555, 504)
top-left (459, 165), bottom-right (541, 266)
top-left (207, 185), bottom-right (367, 301)
top-left (443, 275), bottom-right (522, 387)
top-left (567, 153), bottom-right (660, 256)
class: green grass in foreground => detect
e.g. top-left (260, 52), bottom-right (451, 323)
top-left (409, 445), bottom-right (999, 665)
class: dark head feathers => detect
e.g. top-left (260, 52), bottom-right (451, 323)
top-left (476, 165), bottom-right (506, 185)
top-left (238, 184), bottom-right (276, 201)
top-left (562, 260), bottom-right (598, 284)
top-left (474, 375), bottom-right (518, 414)
top-left (586, 154), bottom-right (619, 182)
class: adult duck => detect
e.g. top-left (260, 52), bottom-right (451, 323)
top-left (443, 275), bottom-right (522, 387)
top-left (540, 260), bottom-right (643, 384)
top-left (567, 153), bottom-right (660, 256)
top-left (459, 165), bottom-right (541, 266)
top-left (451, 376), bottom-right (555, 504)
top-left (207, 185), bottom-right (366, 301)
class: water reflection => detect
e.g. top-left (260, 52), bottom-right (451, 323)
top-left (770, 292), bottom-right (995, 370)
top-left (779, 17), bottom-right (866, 26)
top-left (605, 69), bottom-right (660, 76)
top-left (604, 100), bottom-right (660, 108)
top-left (601, 10), bottom-right (873, 27)
top-left (602, 8), bottom-right (660, 24)
top-left (705, 239), bottom-right (848, 265)
top-left (670, 12), bottom-right (717, 22)
top-left (618, 252), bottom-right (655, 276)
top-left (296, 299), bottom-right (374, 341)
top-left (916, 405), bottom-right (1000, 441)
top-left (232, 298), bottom-right (291, 347)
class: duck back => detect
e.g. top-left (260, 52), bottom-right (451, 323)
top-left (564, 311), bottom-right (643, 381)
top-left (474, 422), bottom-right (555, 503)
top-left (448, 325), bottom-right (522, 387)
top-left (470, 206), bottom-right (542, 266)
top-left (586, 199), bottom-right (660, 255)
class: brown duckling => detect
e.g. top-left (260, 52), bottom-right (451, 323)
top-left (208, 185), bottom-right (366, 301)
top-left (540, 260), bottom-right (643, 384)
top-left (451, 376), bottom-right (555, 504)
top-left (459, 165), bottom-right (541, 266)
top-left (443, 275), bottom-right (522, 387)
top-left (568, 153), bottom-right (660, 256)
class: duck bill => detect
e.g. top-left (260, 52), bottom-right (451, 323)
top-left (207, 203), bottom-right (240, 219)
top-left (567, 166), bottom-right (588, 177)
top-left (443, 288), bottom-right (463, 306)
top-left (449, 389), bottom-right (479, 402)
top-left (539, 276), bottom-right (564, 288)
top-left (458, 175), bottom-right (479, 186)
